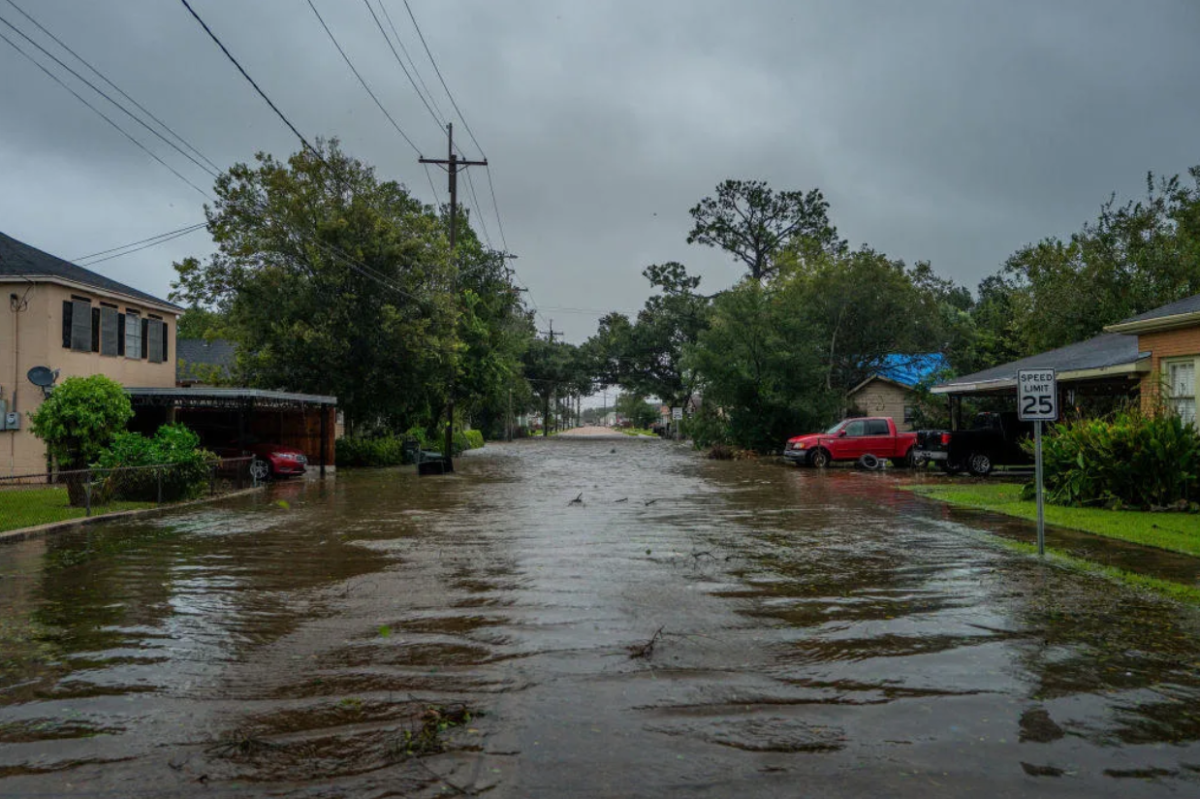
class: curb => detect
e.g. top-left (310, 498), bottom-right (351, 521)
top-left (0, 486), bottom-right (267, 546)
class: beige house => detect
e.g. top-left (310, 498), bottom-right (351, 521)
top-left (1, 231), bottom-right (180, 476)
top-left (846, 376), bottom-right (921, 431)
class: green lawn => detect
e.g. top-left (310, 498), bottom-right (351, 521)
top-left (0, 488), bottom-right (154, 534)
top-left (907, 482), bottom-right (1200, 558)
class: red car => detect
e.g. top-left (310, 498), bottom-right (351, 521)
top-left (217, 439), bottom-right (308, 480)
top-left (783, 417), bottom-right (918, 468)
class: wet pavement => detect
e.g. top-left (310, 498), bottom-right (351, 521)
top-left (2, 439), bottom-right (1200, 797)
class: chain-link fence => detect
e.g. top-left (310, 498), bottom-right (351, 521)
top-left (0, 457), bottom-right (256, 533)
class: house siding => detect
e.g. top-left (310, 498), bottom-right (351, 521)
top-left (847, 378), bottom-right (916, 431)
top-left (1137, 327), bottom-right (1200, 414)
top-left (1, 281), bottom-right (177, 476)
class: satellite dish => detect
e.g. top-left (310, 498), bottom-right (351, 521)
top-left (27, 366), bottom-right (58, 388)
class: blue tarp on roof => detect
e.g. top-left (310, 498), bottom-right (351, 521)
top-left (872, 354), bottom-right (949, 388)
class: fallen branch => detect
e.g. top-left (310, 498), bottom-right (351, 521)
top-left (627, 626), bottom-right (665, 659)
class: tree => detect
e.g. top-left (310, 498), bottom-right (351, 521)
top-left (994, 167), bottom-right (1200, 355)
top-left (521, 337), bottom-right (577, 435)
top-left (172, 139), bottom-right (459, 435)
top-left (778, 246), bottom-right (945, 393)
top-left (614, 392), bottom-right (659, 428)
top-left (29, 375), bottom-right (133, 505)
top-left (687, 179), bottom-right (844, 281)
top-left (583, 262), bottom-right (710, 410)
top-left (685, 279), bottom-right (838, 451)
top-left (175, 305), bottom-right (229, 340)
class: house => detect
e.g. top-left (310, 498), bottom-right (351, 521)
top-left (927, 294), bottom-right (1200, 427)
top-left (1, 231), bottom-right (181, 476)
top-left (845, 354), bottom-right (948, 431)
top-left (1105, 294), bottom-right (1200, 423)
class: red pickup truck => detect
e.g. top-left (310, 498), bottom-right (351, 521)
top-left (783, 417), bottom-right (918, 468)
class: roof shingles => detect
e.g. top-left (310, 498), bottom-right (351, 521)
top-left (0, 231), bottom-right (181, 311)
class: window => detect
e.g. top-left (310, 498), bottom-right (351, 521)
top-left (865, 419), bottom-right (890, 436)
top-left (903, 406), bottom-right (916, 425)
top-left (125, 311), bottom-right (142, 359)
top-left (99, 306), bottom-right (119, 356)
top-left (843, 420), bottom-right (866, 437)
top-left (62, 297), bottom-right (92, 351)
top-left (147, 318), bottom-right (163, 364)
top-left (1166, 359), bottom-right (1196, 425)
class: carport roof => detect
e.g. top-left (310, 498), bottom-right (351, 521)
top-left (931, 332), bottom-right (1148, 395)
top-left (126, 386), bottom-right (337, 408)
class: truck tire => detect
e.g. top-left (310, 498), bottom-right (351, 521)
top-left (939, 459), bottom-right (964, 475)
top-left (968, 452), bottom-right (993, 477)
top-left (809, 448), bottom-right (830, 469)
top-left (858, 453), bottom-right (883, 471)
top-left (892, 448), bottom-right (920, 469)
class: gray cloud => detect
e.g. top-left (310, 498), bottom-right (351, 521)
top-left (2, 0), bottom-right (1198, 343)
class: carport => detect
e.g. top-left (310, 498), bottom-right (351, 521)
top-left (126, 387), bottom-right (338, 476)
top-left (931, 332), bottom-right (1149, 427)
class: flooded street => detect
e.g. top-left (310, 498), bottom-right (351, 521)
top-left (3, 439), bottom-right (1200, 797)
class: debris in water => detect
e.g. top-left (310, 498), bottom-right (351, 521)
top-left (615, 497), bottom-right (629, 503)
top-left (568, 492), bottom-right (584, 506)
top-left (628, 626), bottom-right (665, 659)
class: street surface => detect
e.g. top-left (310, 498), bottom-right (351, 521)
top-left (2, 439), bottom-right (1199, 797)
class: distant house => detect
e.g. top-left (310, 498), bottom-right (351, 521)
top-left (845, 354), bottom-right (948, 431)
top-left (1, 231), bottom-right (181, 476)
top-left (176, 338), bottom-right (238, 387)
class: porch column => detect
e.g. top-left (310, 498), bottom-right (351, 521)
top-left (319, 406), bottom-right (327, 479)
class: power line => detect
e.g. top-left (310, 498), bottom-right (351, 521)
top-left (74, 223), bottom-right (207, 263)
top-left (0, 28), bottom-right (212, 198)
top-left (3, 0), bottom-right (220, 174)
top-left (379, 0), bottom-right (447, 124)
top-left (78, 226), bottom-right (208, 266)
top-left (0, 10), bottom-right (218, 180)
top-left (305, 0), bottom-right (422, 156)
top-left (400, 0), bottom-right (484, 158)
top-left (362, 0), bottom-right (444, 130)
top-left (178, 0), bottom-right (320, 159)
top-left (484, 167), bottom-right (509, 251)
top-left (463, 167), bottom-right (492, 249)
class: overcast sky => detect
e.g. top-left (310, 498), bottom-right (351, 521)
top-left (2, 0), bottom-right (1199, 344)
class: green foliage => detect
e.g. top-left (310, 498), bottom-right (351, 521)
top-left (172, 138), bottom-right (532, 436)
top-left (464, 430), bottom-right (484, 449)
top-left (28, 375), bottom-right (134, 469)
top-left (583, 262), bottom-right (710, 410)
top-left (335, 436), bottom-right (409, 468)
top-left (614, 393), bottom-right (658, 428)
top-left (94, 424), bottom-right (216, 502)
top-left (687, 179), bottom-right (844, 281)
top-left (0, 489), bottom-right (152, 534)
top-left (1027, 409), bottom-right (1200, 510)
top-left (685, 279), bottom-right (840, 451)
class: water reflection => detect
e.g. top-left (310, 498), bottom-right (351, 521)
top-left (0, 443), bottom-right (1198, 796)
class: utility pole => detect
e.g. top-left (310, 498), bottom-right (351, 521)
top-left (541, 320), bottom-right (555, 437)
top-left (420, 123), bottom-right (486, 471)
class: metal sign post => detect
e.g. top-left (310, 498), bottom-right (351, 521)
top-left (1017, 368), bottom-right (1057, 556)
top-left (672, 407), bottom-right (683, 441)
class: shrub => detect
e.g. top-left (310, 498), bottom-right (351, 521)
top-left (95, 424), bottom-right (216, 502)
top-left (29, 375), bottom-right (133, 506)
top-left (336, 436), bottom-right (409, 467)
top-left (464, 430), bottom-right (484, 450)
top-left (1027, 409), bottom-right (1200, 510)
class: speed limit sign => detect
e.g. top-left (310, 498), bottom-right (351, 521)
top-left (1017, 368), bottom-right (1057, 557)
top-left (1017, 369), bottom-right (1057, 421)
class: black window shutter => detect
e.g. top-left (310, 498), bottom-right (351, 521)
top-left (141, 318), bottom-right (149, 359)
top-left (161, 321), bottom-right (169, 362)
top-left (90, 308), bottom-right (100, 352)
top-left (117, 313), bottom-right (126, 356)
top-left (62, 301), bottom-right (72, 348)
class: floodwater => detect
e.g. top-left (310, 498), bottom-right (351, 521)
top-left (2, 440), bottom-right (1200, 798)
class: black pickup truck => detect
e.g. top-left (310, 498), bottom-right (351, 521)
top-left (913, 411), bottom-right (1034, 476)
